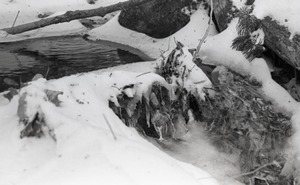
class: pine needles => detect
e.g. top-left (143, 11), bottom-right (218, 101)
top-left (199, 66), bottom-right (293, 184)
top-left (231, 6), bottom-right (265, 61)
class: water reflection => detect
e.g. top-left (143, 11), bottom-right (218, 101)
top-left (0, 36), bottom-right (143, 92)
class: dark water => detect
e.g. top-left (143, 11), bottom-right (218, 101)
top-left (0, 36), bottom-right (144, 92)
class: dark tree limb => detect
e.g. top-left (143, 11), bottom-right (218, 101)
top-left (212, 0), bottom-right (238, 32)
top-left (261, 17), bottom-right (300, 69)
top-left (1, 0), bottom-right (149, 35)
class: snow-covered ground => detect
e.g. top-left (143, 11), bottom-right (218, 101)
top-left (0, 61), bottom-right (224, 185)
top-left (231, 0), bottom-right (300, 38)
top-left (199, 18), bottom-right (299, 115)
top-left (1, 0), bottom-right (300, 184)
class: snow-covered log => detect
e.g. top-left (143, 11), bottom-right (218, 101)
top-left (2, 0), bottom-right (149, 35)
top-left (212, 0), bottom-right (300, 72)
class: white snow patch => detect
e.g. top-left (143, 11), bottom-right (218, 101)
top-left (199, 18), bottom-right (299, 114)
top-left (231, 0), bottom-right (247, 9)
top-left (87, 5), bottom-right (218, 59)
top-left (252, 0), bottom-right (300, 39)
top-left (200, 19), bottom-right (251, 73)
top-left (0, 65), bottom-right (220, 185)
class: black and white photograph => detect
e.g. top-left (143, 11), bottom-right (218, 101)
top-left (0, 0), bottom-right (299, 184)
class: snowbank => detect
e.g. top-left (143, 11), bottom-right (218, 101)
top-left (252, 0), bottom-right (300, 39)
top-left (199, 18), bottom-right (299, 114)
top-left (0, 62), bottom-right (220, 185)
top-left (231, 0), bottom-right (300, 39)
top-left (87, 4), bottom-right (217, 59)
top-left (199, 17), bottom-right (300, 179)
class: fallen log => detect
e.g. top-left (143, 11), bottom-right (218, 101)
top-left (2, 0), bottom-right (149, 35)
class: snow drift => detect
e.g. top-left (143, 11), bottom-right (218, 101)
top-left (0, 49), bottom-right (220, 185)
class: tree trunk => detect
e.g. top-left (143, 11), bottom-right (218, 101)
top-left (212, 0), bottom-right (300, 70)
top-left (2, 0), bottom-right (149, 35)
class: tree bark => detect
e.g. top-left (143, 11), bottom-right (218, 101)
top-left (212, 0), bottom-right (300, 70)
top-left (211, 0), bottom-right (238, 32)
top-left (261, 17), bottom-right (300, 69)
top-left (2, 0), bottom-right (149, 35)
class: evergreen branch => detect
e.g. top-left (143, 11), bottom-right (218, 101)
top-left (232, 35), bottom-right (265, 61)
top-left (232, 162), bottom-right (275, 179)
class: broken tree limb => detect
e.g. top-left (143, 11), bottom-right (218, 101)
top-left (1, 0), bottom-right (149, 35)
top-left (193, 0), bottom-right (214, 61)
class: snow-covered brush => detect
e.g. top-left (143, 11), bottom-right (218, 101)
top-left (109, 42), bottom-right (213, 140)
top-left (231, 6), bottom-right (266, 61)
top-left (157, 41), bottom-right (213, 100)
top-left (17, 80), bottom-right (62, 139)
top-left (201, 66), bottom-right (293, 184)
top-left (108, 79), bottom-right (176, 140)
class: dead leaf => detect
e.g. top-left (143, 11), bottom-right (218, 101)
top-left (45, 89), bottom-right (63, 106)
top-left (3, 88), bottom-right (18, 101)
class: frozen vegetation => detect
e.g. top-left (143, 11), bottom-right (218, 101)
top-left (0, 0), bottom-right (300, 185)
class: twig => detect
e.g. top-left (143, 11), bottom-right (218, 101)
top-left (5, 10), bottom-right (20, 38)
top-left (167, 35), bottom-right (171, 52)
top-left (136, 71), bottom-right (152, 77)
top-left (194, 80), bottom-right (206, 84)
top-left (111, 85), bottom-right (121, 91)
top-left (173, 37), bottom-right (178, 45)
top-left (231, 162), bottom-right (275, 179)
top-left (159, 36), bottom-right (172, 55)
top-left (103, 113), bottom-right (117, 140)
top-left (188, 65), bottom-right (196, 72)
top-left (227, 87), bottom-right (250, 107)
top-left (45, 66), bottom-right (50, 79)
top-left (192, 0), bottom-right (213, 61)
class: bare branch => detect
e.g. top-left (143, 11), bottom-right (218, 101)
top-left (2, 0), bottom-right (149, 35)
top-left (103, 113), bottom-right (117, 140)
top-left (192, 0), bottom-right (214, 62)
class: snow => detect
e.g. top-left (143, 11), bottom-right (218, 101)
top-left (199, 18), bottom-right (299, 114)
top-left (151, 121), bottom-right (243, 185)
top-left (198, 15), bottom-right (300, 178)
top-left (1, 0), bottom-right (300, 184)
top-left (0, 0), bottom-right (126, 42)
top-left (231, 0), bottom-right (247, 9)
top-left (232, 0), bottom-right (300, 39)
top-left (87, 4), bottom-right (218, 59)
top-left (0, 65), bottom-right (220, 185)
top-left (157, 46), bottom-right (213, 100)
top-left (200, 19), bottom-right (251, 73)
top-left (252, 0), bottom-right (300, 39)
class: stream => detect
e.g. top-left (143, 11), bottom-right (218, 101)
top-left (0, 36), bottom-right (146, 92)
